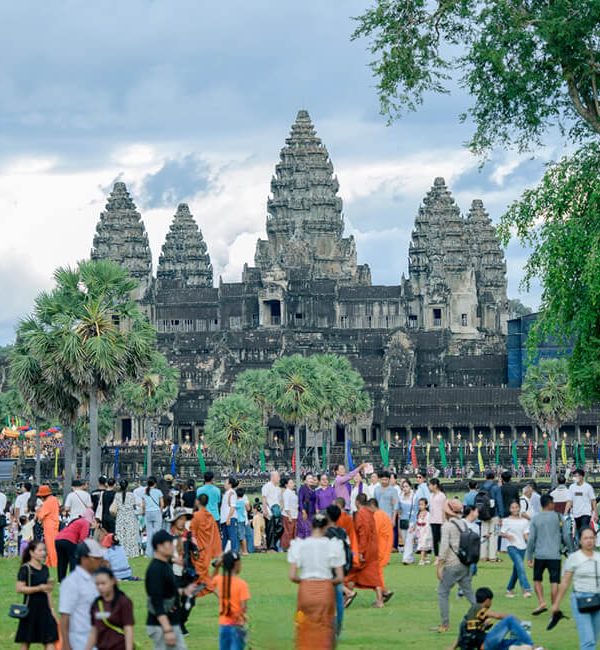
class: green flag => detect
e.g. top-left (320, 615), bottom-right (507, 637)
top-left (380, 439), bottom-right (389, 466)
top-left (197, 444), bottom-right (206, 474)
top-left (322, 443), bottom-right (327, 471)
top-left (143, 454), bottom-right (147, 476)
top-left (580, 443), bottom-right (586, 466)
top-left (259, 450), bottom-right (266, 472)
top-left (495, 442), bottom-right (500, 466)
top-left (512, 441), bottom-right (519, 469)
top-left (438, 438), bottom-right (447, 468)
top-left (459, 442), bottom-right (464, 468)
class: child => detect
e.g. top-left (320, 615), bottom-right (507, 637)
top-left (214, 551), bottom-right (250, 650)
top-left (235, 487), bottom-right (250, 556)
top-left (251, 504), bottom-right (265, 552)
top-left (19, 515), bottom-right (34, 557)
top-left (415, 497), bottom-right (433, 565)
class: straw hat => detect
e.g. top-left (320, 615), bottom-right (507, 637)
top-left (444, 498), bottom-right (463, 517)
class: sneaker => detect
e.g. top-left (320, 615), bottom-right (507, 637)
top-left (523, 591), bottom-right (532, 598)
top-left (506, 591), bottom-right (515, 598)
top-left (418, 560), bottom-right (426, 566)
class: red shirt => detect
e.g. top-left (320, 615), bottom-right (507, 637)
top-left (90, 592), bottom-right (134, 650)
top-left (55, 518), bottom-right (90, 544)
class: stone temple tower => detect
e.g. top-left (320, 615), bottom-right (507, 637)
top-left (254, 109), bottom-right (370, 285)
top-left (91, 181), bottom-right (153, 304)
top-left (156, 203), bottom-right (213, 291)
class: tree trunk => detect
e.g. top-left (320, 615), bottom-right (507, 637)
top-left (63, 426), bottom-right (74, 498)
top-left (295, 424), bottom-right (301, 488)
top-left (89, 387), bottom-right (100, 490)
top-left (146, 417), bottom-right (153, 477)
top-left (550, 426), bottom-right (558, 488)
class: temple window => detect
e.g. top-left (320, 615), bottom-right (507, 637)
top-left (408, 314), bottom-right (418, 328)
top-left (433, 308), bottom-right (442, 327)
top-left (461, 313), bottom-right (468, 327)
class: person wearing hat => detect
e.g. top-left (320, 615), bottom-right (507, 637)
top-left (170, 508), bottom-right (196, 635)
top-left (433, 498), bottom-right (476, 634)
top-left (59, 538), bottom-right (106, 650)
top-left (55, 507), bottom-right (95, 582)
top-left (36, 484), bottom-right (60, 568)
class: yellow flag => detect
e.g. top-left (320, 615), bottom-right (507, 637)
top-left (54, 447), bottom-right (59, 478)
top-left (561, 440), bottom-right (568, 465)
top-left (426, 442), bottom-right (431, 466)
top-left (477, 441), bottom-right (485, 473)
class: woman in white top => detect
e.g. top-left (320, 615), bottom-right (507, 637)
top-left (288, 513), bottom-right (345, 649)
top-left (552, 527), bottom-right (600, 649)
top-left (499, 500), bottom-right (532, 598)
top-left (281, 478), bottom-right (299, 551)
top-left (220, 477), bottom-right (239, 554)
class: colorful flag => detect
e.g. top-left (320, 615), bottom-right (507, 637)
top-left (197, 443), bottom-right (206, 474)
top-left (291, 449), bottom-right (296, 472)
top-left (54, 447), bottom-right (59, 478)
top-left (346, 440), bottom-right (355, 471)
top-left (546, 439), bottom-right (551, 473)
top-left (561, 439), bottom-right (568, 465)
top-left (170, 444), bottom-right (178, 476)
top-left (426, 442), bottom-right (430, 467)
top-left (411, 438), bottom-right (418, 468)
top-left (407, 438), bottom-right (412, 467)
top-left (459, 441), bottom-right (464, 468)
top-left (379, 439), bottom-right (389, 467)
top-left (477, 441), bottom-right (484, 473)
top-left (322, 443), bottom-right (327, 471)
top-left (580, 443), bottom-right (586, 466)
top-left (512, 440), bottom-right (518, 469)
top-left (527, 441), bottom-right (533, 466)
top-left (114, 447), bottom-right (120, 479)
top-left (259, 450), bottom-right (267, 472)
top-left (438, 438), bottom-right (447, 468)
top-left (495, 442), bottom-right (500, 466)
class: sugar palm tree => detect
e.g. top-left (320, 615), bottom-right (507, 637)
top-left (234, 369), bottom-right (273, 425)
top-left (204, 393), bottom-right (265, 468)
top-left (520, 357), bottom-right (578, 486)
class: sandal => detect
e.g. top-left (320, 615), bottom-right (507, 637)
top-left (382, 591), bottom-right (395, 604)
top-left (532, 606), bottom-right (548, 616)
top-left (344, 592), bottom-right (357, 609)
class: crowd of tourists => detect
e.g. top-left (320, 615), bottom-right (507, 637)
top-left (3, 464), bottom-right (600, 648)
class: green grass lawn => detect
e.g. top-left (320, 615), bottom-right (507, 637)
top-left (0, 553), bottom-right (581, 649)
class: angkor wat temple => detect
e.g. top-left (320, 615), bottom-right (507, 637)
top-left (90, 110), bottom-right (599, 455)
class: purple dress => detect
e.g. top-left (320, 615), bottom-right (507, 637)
top-left (315, 486), bottom-right (336, 512)
top-left (296, 484), bottom-right (316, 539)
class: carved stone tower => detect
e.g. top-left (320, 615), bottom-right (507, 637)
top-left (91, 181), bottom-right (153, 303)
top-left (157, 203), bottom-right (213, 291)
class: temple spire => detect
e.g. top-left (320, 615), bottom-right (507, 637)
top-left (157, 203), bottom-right (213, 289)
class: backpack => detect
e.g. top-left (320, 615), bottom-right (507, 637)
top-left (474, 488), bottom-right (493, 521)
top-left (456, 617), bottom-right (486, 650)
top-left (326, 526), bottom-right (353, 575)
top-left (451, 520), bottom-right (480, 566)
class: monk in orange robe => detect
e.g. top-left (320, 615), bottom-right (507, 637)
top-left (36, 485), bottom-right (59, 568)
top-left (368, 498), bottom-right (395, 604)
top-left (334, 498), bottom-right (359, 567)
top-left (345, 494), bottom-right (384, 607)
top-left (190, 493), bottom-right (222, 596)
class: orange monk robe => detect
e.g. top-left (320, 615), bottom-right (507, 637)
top-left (338, 511), bottom-right (359, 567)
top-left (190, 509), bottom-right (222, 596)
top-left (345, 507), bottom-right (383, 590)
top-left (373, 509), bottom-right (393, 570)
top-left (37, 496), bottom-right (59, 568)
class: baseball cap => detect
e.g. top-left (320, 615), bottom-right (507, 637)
top-left (152, 529), bottom-right (175, 550)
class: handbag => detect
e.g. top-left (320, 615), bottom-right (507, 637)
top-left (399, 497), bottom-right (414, 530)
top-left (576, 559), bottom-right (600, 613)
top-left (109, 493), bottom-right (120, 518)
top-left (9, 565), bottom-right (31, 619)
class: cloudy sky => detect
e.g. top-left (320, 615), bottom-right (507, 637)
top-left (0, 1), bottom-right (562, 345)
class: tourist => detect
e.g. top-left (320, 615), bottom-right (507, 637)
top-left (288, 512), bottom-right (345, 649)
top-left (499, 471), bottom-right (519, 518)
top-left (551, 527), bottom-right (600, 650)
top-left (102, 534), bottom-right (134, 580)
top-left (15, 482), bottom-right (33, 522)
top-left (349, 472), bottom-right (364, 514)
top-left (190, 493), bottom-right (221, 597)
top-left (415, 497), bottom-right (433, 565)
top-left (550, 473), bottom-right (570, 515)
top-left (529, 481), bottom-right (542, 517)
top-left (374, 470), bottom-right (399, 527)
top-left (169, 509), bottom-right (196, 634)
top-left (367, 498), bottom-right (394, 603)
top-left (520, 483), bottom-right (533, 520)
top-left (142, 477), bottom-right (165, 559)
top-left (55, 508), bottom-right (95, 582)
top-left (463, 480), bottom-right (478, 508)
top-left (526, 493), bottom-right (562, 615)
top-left (145, 530), bottom-right (194, 650)
top-left (59, 539), bottom-right (105, 650)
top-left (364, 472), bottom-right (379, 499)
top-left (315, 473), bottom-right (336, 511)
top-left (345, 493), bottom-right (384, 608)
top-left (96, 478), bottom-right (117, 534)
top-left (36, 485), bottom-right (60, 569)
top-left (250, 504), bottom-right (265, 552)
top-left (181, 480), bottom-right (196, 510)
top-left (324, 504), bottom-right (353, 637)
top-left (478, 470), bottom-right (504, 563)
top-left (428, 478), bottom-right (447, 559)
top-left (414, 469), bottom-right (431, 504)
top-left (452, 587), bottom-right (536, 650)
top-left (434, 499), bottom-right (475, 634)
top-left (90, 476), bottom-right (107, 514)
top-left (499, 500), bottom-right (532, 598)
top-left (14, 540), bottom-right (59, 649)
top-left (109, 479), bottom-right (140, 558)
top-left (196, 472), bottom-right (221, 522)
top-left (566, 468), bottom-right (597, 539)
top-left (214, 551), bottom-right (250, 650)
top-left (235, 487), bottom-right (251, 556)
top-left (85, 567), bottom-right (134, 650)
top-left (220, 477), bottom-right (240, 553)
top-left (281, 477), bottom-right (298, 551)
top-left (333, 462), bottom-right (366, 511)
top-left (296, 473), bottom-right (317, 539)
top-left (398, 479), bottom-right (416, 564)
top-left (64, 480), bottom-right (93, 523)
top-left (261, 471), bottom-right (283, 551)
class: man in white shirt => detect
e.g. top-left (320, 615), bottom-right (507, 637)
top-left (550, 474), bottom-right (570, 515)
top-left (262, 471), bottom-right (283, 552)
top-left (566, 468), bottom-right (597, 538)
top-left (59, 539), bottom-right (105, 650)
top-left (14, 482), bottom-right (32, 520)
top-left (64, 480), bottom-right (92, 522)
top-left (282, 478), bottom-right (299, 550)
top-left (365, 472), bottom-right (380, 499)
top-left (520, 484), bottom-right (533, 521)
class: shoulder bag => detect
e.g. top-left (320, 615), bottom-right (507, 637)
top-left (97, 598), bottom-right (139, 650)
top-left (9, 565), bottom-right (31, 619)
top-left (399, 497), bottom-right (414, 531)
top-left (576, 558), bottom-right (600, 613)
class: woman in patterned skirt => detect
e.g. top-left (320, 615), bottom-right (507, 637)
top-left (111, 479), bottom-right (140, 558)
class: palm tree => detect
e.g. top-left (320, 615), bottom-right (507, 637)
top-left (234, 369), bottom-right (273, 425)
top-left (116, 351), bottom-right (179, 476)
top-left (17, 260), bottom-right (156, 490)
top-left (204, 393), bottom-right (265, 468)
top-left (520, 357), bottom-right (578, 486)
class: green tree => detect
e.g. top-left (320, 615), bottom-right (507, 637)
top-left (520, 357), bottom-right (577, 486)
top-left (352, 0), bottom-right (600, 154)
top-left (15, 260), bottom-right (156, 490)
top-left (204, 393), bottom-right (265, 468)
top-left (115, 351), bottom-right (179, 476)
top-left (234, 369), bottom-right (273, 424)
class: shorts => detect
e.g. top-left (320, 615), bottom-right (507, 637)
top-left (533, 558), bottom-right (561, 583)
top-left (237, 521), bottom-right (247, 541)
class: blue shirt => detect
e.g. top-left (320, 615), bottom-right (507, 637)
top-left (374, 485), bottom-right (398, 520)
top-left (413, 482), bottom-right (431, 508)
top-left (235, 496), bottom-right (248, 524)
top-left (481, 480), bottom-right (504, 518)
top-left (143, 488), bottom-right (163, 513)
top-left (197, 484), bottom-right (221, 521)
top-left (464, 490), bottom-right (478, 507)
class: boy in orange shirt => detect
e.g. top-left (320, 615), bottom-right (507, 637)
top-left (214, 551), bottom-right (250, 649)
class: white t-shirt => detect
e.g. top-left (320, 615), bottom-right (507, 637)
top-left (133, 485), bottom-right (146, 512)
top-left (500, 516), bottom-right (529, 550)
top-left (568, 482), bottom-right (596, 518)
top-left (261, 482), bottom-right (282, 513)
top-left (550, 485), bottom-right (570, 505)
top-left (287, 537), bottom-right (345, 579)
top-left (64, 489), bottom-right (92, 521)
top-left (59, 566), bottom-right (99, 650)
top-left (283, 488), bottom-right (299, 519)
top-left (14, 492), bottom-right (30, 516)
top-left (564, 550), bottom-right (600, 593)
top-left (365, 482), bottom-right (380, 499)
top-left (220, 488), bottom-right (238, 524)
top-left (0, 491), bottom-right (6, 515)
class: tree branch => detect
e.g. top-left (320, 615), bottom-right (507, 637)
top-left (563, 68), bottom-right (600, 134)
